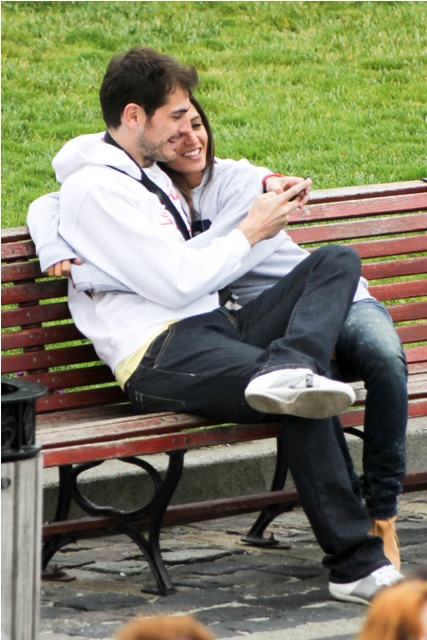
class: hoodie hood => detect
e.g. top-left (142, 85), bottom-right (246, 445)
top-left (52, 132), bottom-right (142, 184)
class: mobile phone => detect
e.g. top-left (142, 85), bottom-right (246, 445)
top-left (289, 176), bottom-right (310, 201)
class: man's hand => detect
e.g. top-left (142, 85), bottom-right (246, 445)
top-left (45, 258), bottom-right (83, 278)
top-left (265, 175), bottom-right (311, 202)
top-left (238, 177), bottom-right (312, 246)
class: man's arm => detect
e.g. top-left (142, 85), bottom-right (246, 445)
top-left (59, 168), bottom-right (307, 308)
top-left (27, 161), bottom-right (308, 296)
top-left (187, 162), bottom-right (310, 288)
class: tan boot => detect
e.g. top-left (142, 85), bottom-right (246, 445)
top-left (369, 516), bottom-right (400, 570)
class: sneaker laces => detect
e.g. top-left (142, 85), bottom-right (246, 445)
top-left (372, 564), bottom-right (403, 587)
top-left (274, 371), bottom-right (315, 389)
top-left (372, 518), bottom-right (400, 546)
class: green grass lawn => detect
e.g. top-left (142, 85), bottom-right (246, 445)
top-left (2, 1), bottom-right (426, 227)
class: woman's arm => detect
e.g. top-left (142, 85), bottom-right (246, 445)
top-left (27, 192), bottom-right (78, 273)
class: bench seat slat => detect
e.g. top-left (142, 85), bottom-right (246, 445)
top-left (340, 398), bottom-right (427, 428)
top-left (36, 375), bottom-right (426, 449)
top-left (41, 422), bottom-right (284, 467)
top-left (406, 398), bottom-right (427, 419)
top-left (38, 414), bottom-right (218, 448)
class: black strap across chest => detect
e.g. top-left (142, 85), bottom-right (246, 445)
top-left (103, 132), bottom-right (233, 306)
top-left (104, 131), bottom-right (191, 241)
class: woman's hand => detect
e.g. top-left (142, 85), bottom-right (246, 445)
top-left (238, 177), bottom-right (312, 246)
top-left (265, 175), bottom-right (311, 202)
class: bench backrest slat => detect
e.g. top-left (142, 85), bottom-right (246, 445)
top-left (22, 365), bottom-right (116, 392)
top-left (362, 257), bottom-right (427, 280)
top-left (289, 212), bottom-right (427, 245)
top-left (2, 323), bottom-right (84, 350)
top-left (35, 387), bottom-right (126, 413)
top-left (344, 235), bottom-right (427, 260)
top-left (369, 280), bottom-right (426, 302)
top-left (390, 301), bottom-right (427, 323)
top-left (2, 280), bottom-right (68, 305)
top-left (301, 192), bottom-right (427, 220)
top-left (2, 344), bottom-right (100, 374)
top-left (2, 301), bottom-right (72, 328)
top-left (397, 324), bottom-right (427, 344)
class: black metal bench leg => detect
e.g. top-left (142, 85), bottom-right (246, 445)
top-left (42, 465), bottom-right (77, 576)
top-left (242, 432), bottom-right (297, 546)
top-left (41, 452), bottom-right (185, 593)
top-left (116, 450), bottom-right (185, 595)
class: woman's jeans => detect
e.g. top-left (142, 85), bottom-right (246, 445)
top-left (126, 246), bottom-right (388, 580)
top-left (331, 298), bottom-right (408, 519)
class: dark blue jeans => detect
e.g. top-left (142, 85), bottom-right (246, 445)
top-left (126, 245), bottom-right (388, 580)
top-left (331, 299), bottom-right (408, 519)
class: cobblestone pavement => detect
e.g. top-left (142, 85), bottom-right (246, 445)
top-left (39, 491), bottom-right (427, 640)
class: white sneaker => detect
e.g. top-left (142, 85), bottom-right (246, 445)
top-left (244, 368), bottom-right (356, 418)
top-left (329, 564), bottom-right (404, 605)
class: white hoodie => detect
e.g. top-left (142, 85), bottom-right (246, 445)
top-left (51, 133), bottom-right (252, 374)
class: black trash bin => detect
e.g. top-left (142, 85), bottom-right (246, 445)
top-left (1, 377), bottom-right (46, 640)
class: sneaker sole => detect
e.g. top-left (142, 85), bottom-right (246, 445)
top-left (245, 387), bottom-right (354, 419)
top-left (328, 587), bottom-right (370, 606)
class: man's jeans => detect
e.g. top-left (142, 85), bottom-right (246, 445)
top-left (126, 245), bottom-right (360, 422)
top-left (126, 246), bottom-right (388, 580)
top-left (332, 299), bottom-right (408, 519)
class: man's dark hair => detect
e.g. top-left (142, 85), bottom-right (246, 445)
top-left (100, 46), bottom-right (198, 128)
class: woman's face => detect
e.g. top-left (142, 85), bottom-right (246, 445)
top-left (166, 104), bottom-right (208, 188)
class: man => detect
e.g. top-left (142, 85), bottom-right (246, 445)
top-left (27, 46), bottom-right (402, 603)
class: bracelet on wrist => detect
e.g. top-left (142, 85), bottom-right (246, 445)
top-left (262, 173), bottom-right (284, 191)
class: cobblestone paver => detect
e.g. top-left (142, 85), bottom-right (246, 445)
top-left (39, 491), bottom-right (427, 640)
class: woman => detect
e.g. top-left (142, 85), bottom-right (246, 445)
top-left (27, 97), bottom-right (407, 571)
top-left (163, 98), bottom-right (407, 572)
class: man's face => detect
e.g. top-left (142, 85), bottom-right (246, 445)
top-left (137, 87), bottom-right (192, 165)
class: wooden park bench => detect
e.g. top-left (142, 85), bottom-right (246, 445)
top-left (2, 179), bottom-right (427, 594)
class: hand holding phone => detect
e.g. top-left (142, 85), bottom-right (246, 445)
top-left (289, 176), bottom-right (311, 201)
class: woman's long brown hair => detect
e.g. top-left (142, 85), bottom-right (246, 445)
top-left (159, 95), bottom-right (215, 220)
